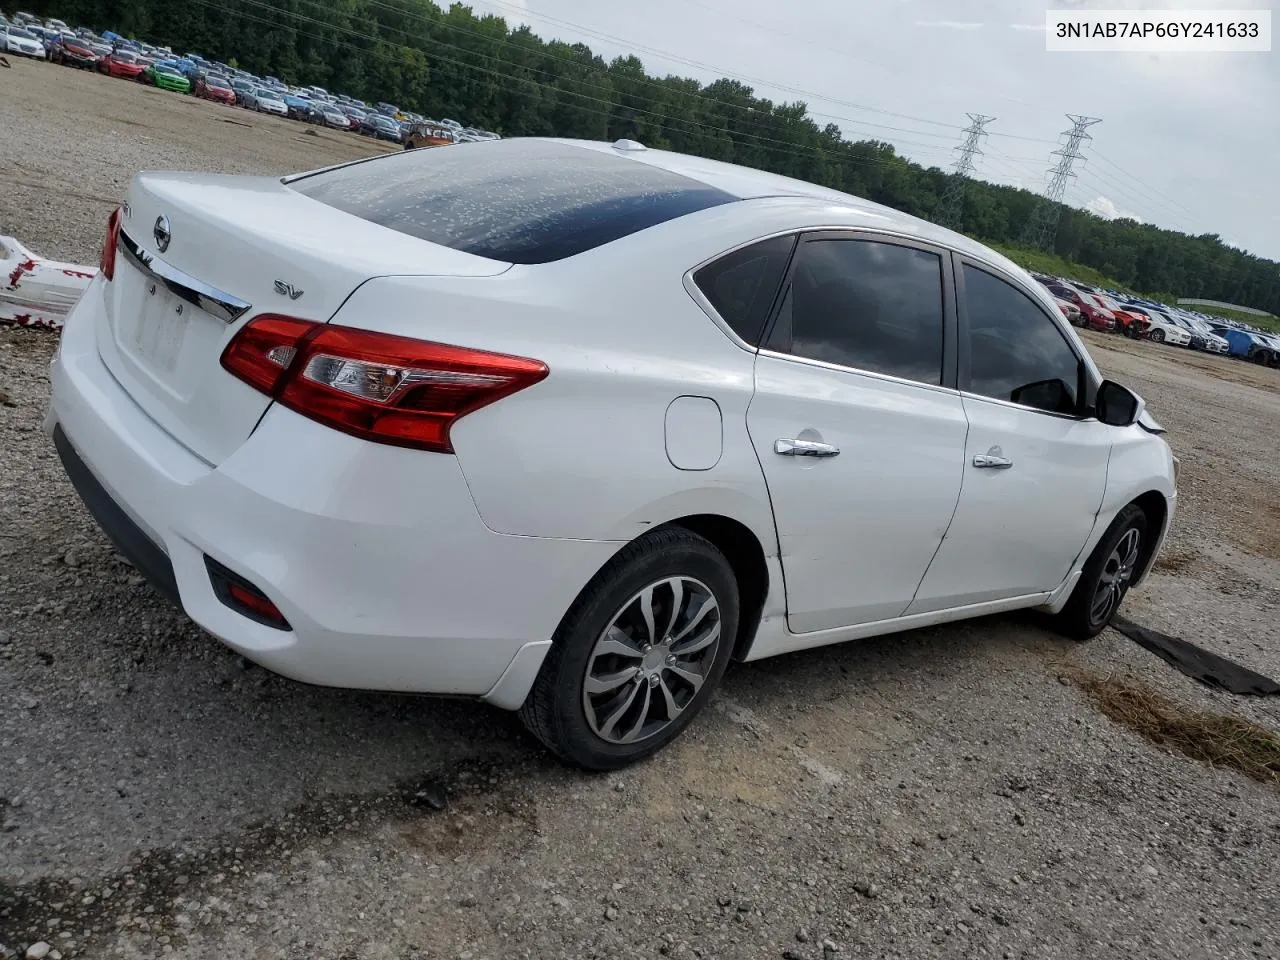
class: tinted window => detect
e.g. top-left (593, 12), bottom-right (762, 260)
top-left (962, 264), bottom-right (1081, 415)
top-left (693, 235), bottom-right (795, 345)
top-left (289, 139), bottom-right (737, 265)
top-left (770, 239), bottom-right (945, 385)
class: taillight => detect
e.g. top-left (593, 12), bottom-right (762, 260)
top-left (221, 315), bottom-right (548, 453)
top-left (100, 206), bottom-right (122, 281)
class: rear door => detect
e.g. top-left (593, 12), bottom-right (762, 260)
top-left (907, 259), bottom-right (1111, 613)
top-left (745, 232), bottom-right (968, 634)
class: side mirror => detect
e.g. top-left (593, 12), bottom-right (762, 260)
top-left (1095, 380), bottom-right (1144, 427)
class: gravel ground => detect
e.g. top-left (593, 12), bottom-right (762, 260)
top-left (2, 60), bottom-right (1279, 960)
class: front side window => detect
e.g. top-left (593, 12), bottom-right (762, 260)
top-left (692, 235), bottom-right (795, 346)
top-left (769, 238), bottom-right (945, 386)
top-left (962, 264), bottom-right (1082, 416)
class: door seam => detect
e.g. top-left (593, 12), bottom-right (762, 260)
top-left (903, 394), bottom-right (971, 613)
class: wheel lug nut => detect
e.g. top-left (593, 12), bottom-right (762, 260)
top-left (666, 654), bottom-right (676, 665)
top-left (648, 674), bottom-right (660, 687)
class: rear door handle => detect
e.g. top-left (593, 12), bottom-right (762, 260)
top-left (775, 438), bottom-right (840, 458)
top-left (973, 454), bottom-right (1013, 469)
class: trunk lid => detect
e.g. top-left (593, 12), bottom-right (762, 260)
top-left (99, 171), bottom-right (509, 465)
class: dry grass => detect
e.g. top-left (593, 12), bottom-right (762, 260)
top-left (1070, 671), bottom-right (1280, 786)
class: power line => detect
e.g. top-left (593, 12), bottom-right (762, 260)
top-left (1021, 115), bottom-right (1102, 251)
top-left (468, 0), bottom-right (1011, 138)
top-left (936, 113), bottom-right (995, 231)
top-left (199, 0), bottom-right (951, 180)
top-left (1091, 151), bottom-right (1217, 232)
top-left (366, 0), bottom-right (984, 149)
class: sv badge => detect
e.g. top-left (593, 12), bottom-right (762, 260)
top-left (274, 280), bottom-right (304, 300)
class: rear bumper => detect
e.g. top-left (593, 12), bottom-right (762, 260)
top-left (46, 285), bottom-right (619, 703)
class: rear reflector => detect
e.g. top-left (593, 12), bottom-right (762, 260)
top-left (220, 316), bottom-right (548, 453)
top-left (205, 556), bottom-right (291, 630)
top-left (100, 207), bottom-right (122, 281)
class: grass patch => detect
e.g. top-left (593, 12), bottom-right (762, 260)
top-left (1070, 671), bottom-right (1280, 786)
top-left (985, 242), bottom-right (1135, 292)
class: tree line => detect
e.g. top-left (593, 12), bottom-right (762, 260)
top-left (28, 0), bottom-right (1280, 314)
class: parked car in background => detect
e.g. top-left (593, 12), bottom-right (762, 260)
top-left (283, 94), bottom-right (312, 120)
top-left (47, 138), bottom-right (1177, 769)
top-left (1041, 281), bottom-right (1115, 332)
top-left (3, 25), bottom-right (46, 57)
top-left (1208, 325), bottom-right (1279, 365)
top-left (369, 114), bottom-right (405, 141)
top-left (404, 121), bottom-right (458, 149)
top-left (254, 87), bottom-right (289, 116)
top-left (1054, 298), bottom-right (1084, 326)
top-left (1139, 312), bottom-right (1192, 346)
top-left (1089, 294), bottom-right (1150, 339)
top-left (98, 48), bottom-right (146, 78)
top-left (194, 73), bottom-right (236, 104)
top-left (48, 33), bottom-right (99, 67)
top-left (146, 62), bottom-right (192, 93)
top-left (1169, 314), bottom-right (1229, 354)
top-left (321, 107), bottom-right (352, 129)
top-left (230, 78), bottom-right (256, 105)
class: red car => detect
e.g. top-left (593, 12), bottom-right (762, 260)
top-left (194, 74), bottom-right (237, 105)
top-left (1043, 282), bottom-right (1116, 332)
top-left (98, 50), bottom-right (147, 79)
top-left (1088, 294), bottom-right (1151, 339)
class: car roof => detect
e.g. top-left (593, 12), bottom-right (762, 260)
top-left (549, 138), bottom-right (1030, 275)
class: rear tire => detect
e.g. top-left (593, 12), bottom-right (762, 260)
top-left (1150, 328), bottom-right (1165, 343)
top-left (1053, 504), bottom-right (1148, 641)
top-left (519, 528), bottom-right (739, 771)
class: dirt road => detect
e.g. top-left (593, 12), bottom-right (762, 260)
top-left (2, 60), bottom-right (1278, 960)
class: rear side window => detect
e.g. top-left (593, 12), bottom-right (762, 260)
top-left (693, 235), bottom-right (795, 345)
top-left (767, 238), bottom-right (945, 386)
top-left (289, 139), bottom-right (737, 265)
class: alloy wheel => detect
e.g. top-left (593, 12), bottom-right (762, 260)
top-left (1090, 528), bottom-right (1141, 626)
top-left (582, 576), bottom-right (722, 745)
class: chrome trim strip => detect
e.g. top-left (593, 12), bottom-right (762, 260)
top-left (117, 228), bottom-right (252, 325)
top-left (958, 390), bottom-right (1095, 423)
top-left (757, 348), bottom-right (957, 397)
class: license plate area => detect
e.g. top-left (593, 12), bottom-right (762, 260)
top-left (131, 282), bottom-right (191, 376)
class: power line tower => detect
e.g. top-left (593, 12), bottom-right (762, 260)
top-left (936, 113), bottom-right (995, 232)
top-left (1021, 114), bottom-right (1102, 251)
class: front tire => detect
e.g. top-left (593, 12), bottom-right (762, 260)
top-left (1053, 504), bottom-right (1148, 641)
top-left (519, 528), bottom-right (739, 770)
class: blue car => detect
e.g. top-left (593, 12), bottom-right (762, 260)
top-left (1208, 324), bottom-right (1279, 366)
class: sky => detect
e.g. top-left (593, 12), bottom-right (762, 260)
top-left (464, 0), bottom-right (1279, 260)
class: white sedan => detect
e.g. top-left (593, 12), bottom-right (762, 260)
top-left (46, 138), bottom-right (1178, 769)
top-left (3, 26), bottom-right (46, 57)
top-left (1144, 316), bottom-right (1193, 346)
top-left (253, 91), bottom-right (289, 116)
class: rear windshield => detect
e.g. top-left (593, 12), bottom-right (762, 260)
top-left (288, 139), bottom-right (737, 265)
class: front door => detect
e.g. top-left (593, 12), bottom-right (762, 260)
top-left (746, 233), bottom-right (968, 634)
top-left (908, 261), bottom-right (1111, 613)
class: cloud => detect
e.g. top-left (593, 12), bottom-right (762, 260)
top-left (1086, 196), bottom-right (1138, 221)
top-left (1009, 23), bottom-right (1047, 31)
top-left (913, 20), bottom-right (984, 30)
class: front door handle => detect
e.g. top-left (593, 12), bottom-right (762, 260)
top-left (973, 454), bottom-right (1013, 469)
top-left (775, 438), bottom-right (840, 458)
